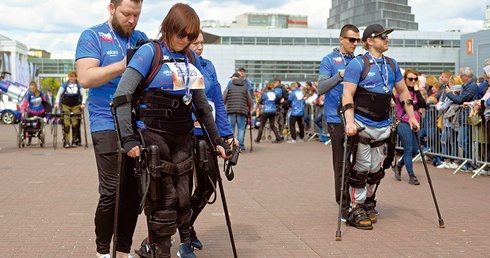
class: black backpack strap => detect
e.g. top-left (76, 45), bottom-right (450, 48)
top-left (360, 55), bottom-right (371, 83)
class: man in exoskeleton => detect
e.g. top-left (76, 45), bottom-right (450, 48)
top-left (342, 24), bottom-right (419, 230)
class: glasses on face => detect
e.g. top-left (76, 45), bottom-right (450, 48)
top-left (374, 33), bottom-right (389, 40)
top-left (176, 30), bottom-right (198, 41)
top-left (406, 77), bottom-right (418, 82)
top-left (343, 37), bottom-right (361, 43)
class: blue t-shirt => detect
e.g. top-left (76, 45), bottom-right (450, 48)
top-left (24, 91), bottom-right (45, 114)
top-left (319, 49), bottom-right (355, 124)
top-left (288, 88), bottom-right (305, 116)
top-left (261, 90), bottom-right (277, 114)
top-left (75, 21), bottom-right (148, 133)
top-left (193, 56), bottom-right (233, 137)
top-left (343, 52), bottom-right (403, 127)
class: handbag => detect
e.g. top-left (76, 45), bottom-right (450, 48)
top-left (436, 115), bottom-right (443, 129)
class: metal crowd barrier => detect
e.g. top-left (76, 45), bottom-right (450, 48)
top-left (394, 105), bottom-right (489, 178)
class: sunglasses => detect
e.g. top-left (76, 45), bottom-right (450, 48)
top-left (406, 77), bottom-right (418, 82)
top-left (344, 37), bottom-right (361, 43)
top-left (374, 33), bottom-right (389, 40)
top-left (176, 30), bottom-right (198, 41)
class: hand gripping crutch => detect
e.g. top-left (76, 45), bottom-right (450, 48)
top-left (413, 127), bottom-right (445, 228)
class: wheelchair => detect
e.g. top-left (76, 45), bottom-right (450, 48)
top-left (17, 115), bottom-right (46, 148)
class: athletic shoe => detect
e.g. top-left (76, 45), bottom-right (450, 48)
top-left (394, 165), bottom-right (402, 181)
top-left (177, 243), bottom-right (196, 258)
top-left (409, 175), bottom-right (420, 185)
top-left (97, 254), bottom-right (110, 258)
top-left (254, 139), bottom-right (260, 143)
top-left (297, 138), bottom-right (304, 142)
top-left (271, 139), bottom-right (282, 143)
top-left (447, 162), bottom-right (458, 169)
top-left (437, 162), bottom-right (449, 169)
top-left (287, 140), bottom-right (297, 143)
top-left (190, 228), bottom-right (203, 250)
top-left (473, 169), bottom-right (489, 176)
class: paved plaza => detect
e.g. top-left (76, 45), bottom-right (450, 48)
top-left (0, 122), bottom-right (489, 257)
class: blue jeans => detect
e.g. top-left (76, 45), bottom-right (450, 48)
top-left (396, 122), bottom-right (418, 175)
top-left (228, 114), bottom-right (247, 149)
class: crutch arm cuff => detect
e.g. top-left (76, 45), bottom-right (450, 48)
top-left (342, 103), bottom-right (354, 112)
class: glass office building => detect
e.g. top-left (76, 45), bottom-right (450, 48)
top-left (202, 28), bottom-right (460, 87)
top-left (327, 0), bottom-right (418, 30)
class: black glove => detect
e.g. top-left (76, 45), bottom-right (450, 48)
top-left (121, 135), bottom-right (139, 153)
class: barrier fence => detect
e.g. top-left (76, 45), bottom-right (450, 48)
top-left (293, 102), bottom-right (489, 178)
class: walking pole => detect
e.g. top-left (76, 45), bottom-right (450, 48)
top-left (335, 109), bottom-right (349, 241)
top-left (413, 127), bottom-right (445, 228)
top-left (249, 112), bottom-right (253, 152)
top-left (194, 109), bottom-right (238, 257)
top-left (110, 103), bottom-right (126, 257)
top-left (81, 107), bottom-right (89, 149)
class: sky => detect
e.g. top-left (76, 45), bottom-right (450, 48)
top-left (0, 0), bottom-right (488, 59)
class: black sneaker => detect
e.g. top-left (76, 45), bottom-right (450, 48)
top-left (271, 139), bottom-right (282, 143)
top-left (254, 139), bottom-right (260, 143)
top-left (64, 141), bottom-right (70, 148)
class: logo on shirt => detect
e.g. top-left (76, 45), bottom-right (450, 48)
top-left (106, 50), bottom-right (119, 57)
top-left (333, 57), bottom-right (343, 64)
top-left (99, 32), bottom-right (114, 43)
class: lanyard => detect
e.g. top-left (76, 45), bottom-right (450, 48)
top-left (108, 22), bottom-right (130, 57)
top-left (165, 44), bottom-right (192, 105)
top-left (367, 53), bottom-right (389, 92)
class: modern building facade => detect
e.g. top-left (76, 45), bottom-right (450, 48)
top-left (202, 27), bottom-right (460, 88)
top-left (460, 29), bottom-right (490, 76)
top-left (327, 0), bottom-right (418, 30)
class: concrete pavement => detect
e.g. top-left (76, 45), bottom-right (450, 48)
top-left (0, 123), bottom-right (489, 257)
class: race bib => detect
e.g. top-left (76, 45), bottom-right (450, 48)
top-left (66, 83), bottom-right (79, 95)
top-left (166, 62), bottom-right (204, 91)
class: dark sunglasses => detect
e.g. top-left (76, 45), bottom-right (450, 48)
top-left (406, 77), bottom-right (418, 82)
top-left (344, 37), bottom-right (361, 43)
top-left (176, 30), bottom-right (198, 41)
top-left (374, 33), bottom-right (389, 40)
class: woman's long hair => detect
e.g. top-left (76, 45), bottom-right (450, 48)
top-left (157, 3), bottom-right (200, 64)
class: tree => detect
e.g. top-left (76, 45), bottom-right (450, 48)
top-left (40, 77), bottom-right (61, 95)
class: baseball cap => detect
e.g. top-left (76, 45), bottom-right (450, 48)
top-left (362, 24), bottom-right (394, 42)
top-left (230, 72), bottom-right (241, 78)
top-left (238, 67), bottom-right (246, 72)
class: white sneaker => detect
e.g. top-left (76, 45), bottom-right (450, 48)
top-left (473, 169), bottom-right (489, 175)
top-left (287, 140), bottom-right (297, 143)
top-left (437, 162), bottom-right (448, 169)
top-left (97, 254), bottom-right (110, 258)
top-left (297, 138), bottom-right (304, 142)
top-left (447, 162), bottom-right (458, 169)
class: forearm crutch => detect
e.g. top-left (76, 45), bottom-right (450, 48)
top-left (335, 114), bottom-right (350, 241)
top-left (413, 128), bottom-right (445, 228)
top-left (249, 112), bottom-right (253, 152)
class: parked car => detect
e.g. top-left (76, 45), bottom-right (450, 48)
top-left (0, 96), bottom-right (21, 124)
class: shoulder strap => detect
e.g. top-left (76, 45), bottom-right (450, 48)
top-left (141, 40), bottom-right (163, 89)
top-left (359, 55), bottom-right (397, 83)
top-left (360, 55), bottom-right (370, 83)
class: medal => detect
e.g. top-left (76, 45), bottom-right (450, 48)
top-left (183, 93), bottom-right (192, 105)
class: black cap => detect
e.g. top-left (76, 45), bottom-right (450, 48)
top-left (362, 24), bottom-right (394, 42)
top-left (238, 67), bottom-right (246, 72)
top-left (230, 72), bottom-right (241, 78)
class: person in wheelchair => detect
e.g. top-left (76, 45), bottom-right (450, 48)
top-left (21, 81), bottom-right (47, 146)
top-left (54, 71), bottom-right (87, 148)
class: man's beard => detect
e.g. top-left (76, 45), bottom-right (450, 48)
top-left (111, 17), bottom-right (133, 38)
